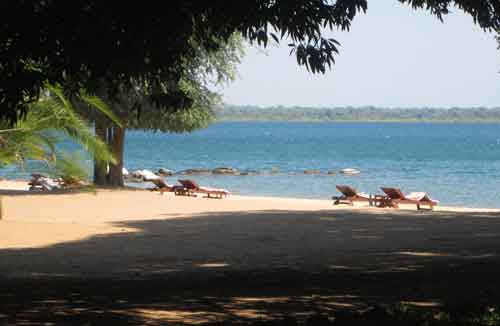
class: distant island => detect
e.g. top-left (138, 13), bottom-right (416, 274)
top-left (215, 105), bottom-right (500, 122)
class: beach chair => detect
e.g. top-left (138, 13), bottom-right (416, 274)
top-left (147, 177), bottom-right (184, 194)
top-left (177, 179), bottom-right (230, 199)
top-left (380, 187), bottom-right (439, 210)
top-left (28, 174), bottom-right (63, 191)
top-left (332, 185), bottom-right (374, 206)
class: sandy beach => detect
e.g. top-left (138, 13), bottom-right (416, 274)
top-left (1, 180), bottom-right (500, 324)
top-left (1, 180), bottom-right (498, 251)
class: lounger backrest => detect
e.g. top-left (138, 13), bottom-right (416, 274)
top-left (40, 179), bottom-right (60, 191)
top-left (151, 178), bottom-right (168, 188)
top-left (336, 185), bottom-right (357, 197)
top-left (381, 187), bottom-right (405, 199)
top-left (178, 179), bottom-right (199, 190)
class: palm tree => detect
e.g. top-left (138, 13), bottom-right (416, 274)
top-left (0, 84), bottom-right (122, 184)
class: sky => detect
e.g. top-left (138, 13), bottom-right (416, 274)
top-left (221, 1), bottom-right (500, 108)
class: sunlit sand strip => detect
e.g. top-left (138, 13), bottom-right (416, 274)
top-left (0, 220), bottom-right (138, 249)
top-left (1, 180), bottom-right (500, 251)
top-left (1, 180), bottom-right (500, 218)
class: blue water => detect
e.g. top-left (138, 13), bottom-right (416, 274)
top-left (2, 122), bottom-right (500, 208)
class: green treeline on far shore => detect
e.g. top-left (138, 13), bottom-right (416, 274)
top-left (215, 105), bottom-right (500, 122)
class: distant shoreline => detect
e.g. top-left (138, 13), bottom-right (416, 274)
top-left (216, 105), bottom-right (500, 123)
top-left (215, 118), bottom-right (500, 123)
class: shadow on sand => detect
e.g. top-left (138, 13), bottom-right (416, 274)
top-left (1, 208), bottom-right (500, 324)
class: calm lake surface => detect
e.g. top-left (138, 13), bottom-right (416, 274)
top-left (3, 122), bottom-right (500, 208)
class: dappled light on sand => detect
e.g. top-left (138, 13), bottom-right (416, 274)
top-left (128, 309), bottom-right (226, 325)
top-left (0, 221), bottom-right (139, 249)
top-left (197, 263), bottom-right (230, 268)
top-left (395, 251), bottom-right (452, 258)
top-left (319, 216), bottom-right (337, 221)
top-left (401, 301), bottom-right (442, 308)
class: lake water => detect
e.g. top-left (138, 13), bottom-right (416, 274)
top-left (3, 122), bottom-right (500, 208)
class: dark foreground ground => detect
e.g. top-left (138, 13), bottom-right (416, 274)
top-left (1, 208), bottom-right (500, 325)
top-left (1, 261), bottom-right (500, 325)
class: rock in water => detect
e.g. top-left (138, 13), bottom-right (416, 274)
top-left (340, 168), bottom-right (360, 175)
top-left (239, 169), bottom-right (259, 176)
top-left (178, 168), bottom-right (211, 175)
top-left (212, 167), bottom-right (239, 175)
top-left (130, 170), bottom-right (144, 180)
top-left (304, 169), bottom-right (321, 174)
top-left (157, 168), bottom-right (174, 176)
top-left (131, 169), bottom-right (160, 181)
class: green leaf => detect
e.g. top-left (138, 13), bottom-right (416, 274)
top-left (80, 92), bottom-right (124, 128)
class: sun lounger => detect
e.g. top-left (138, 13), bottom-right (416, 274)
top-left (177, 179), bottom-right (230, 199)
top-left (28, 174), bottom-right (63, 191)
top-left (380, 187), bottom-right (439, 210)
top-left (149, 178), bottom-right (183, 194)
top-left (332, 185), bottom-right (375, 206)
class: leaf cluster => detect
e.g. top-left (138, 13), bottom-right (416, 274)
top-left (88, 34), bottom-right (244, 133)
top-left (0, 84), bottom-right (117, 180)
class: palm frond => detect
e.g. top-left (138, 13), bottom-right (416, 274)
top-left (54, 152), bottom-right (90, 184)
top-left (0, 83), bottom-right (117, 180)
top-left (80, 92), bottom-right (124, 128)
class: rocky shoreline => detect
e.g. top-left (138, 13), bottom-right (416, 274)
top-left (125, 166), bottom-right (361, 182)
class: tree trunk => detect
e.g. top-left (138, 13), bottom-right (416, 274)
top-left (107, 126), bottom-right (125, 187)
top-left (93, 117), bottom-right (109, 186)
top-left (92, 88), bottom-right (127, 187)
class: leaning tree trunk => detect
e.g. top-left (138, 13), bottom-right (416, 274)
top-left (93, 117), bottom-right (109, 186)
top-left (107, 126), bottom-right (125, 187)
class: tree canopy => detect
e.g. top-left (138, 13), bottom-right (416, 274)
top-left (102, 34), bottom-right (244, 133)
top-left (82, 33), bottom-right (243, 186)
top-left (1, 0), bottom-right (499, 122)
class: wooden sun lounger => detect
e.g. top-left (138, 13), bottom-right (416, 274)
top-left (381, 187), bottom-right (439, 210)
top-left (149, 178), bottom-right (183, 194)
top-left (28, 174), bottom-right (63, 191)
top-left (332, 185), bottom-right (376, 206)
top-left (178, 179), bottom-right (230, 199)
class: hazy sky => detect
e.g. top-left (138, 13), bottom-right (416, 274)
top-left (221, 1), bottom-right (500, 108)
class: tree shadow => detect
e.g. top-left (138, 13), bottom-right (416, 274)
top-left (1, 208), bottom-right (500, 324)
